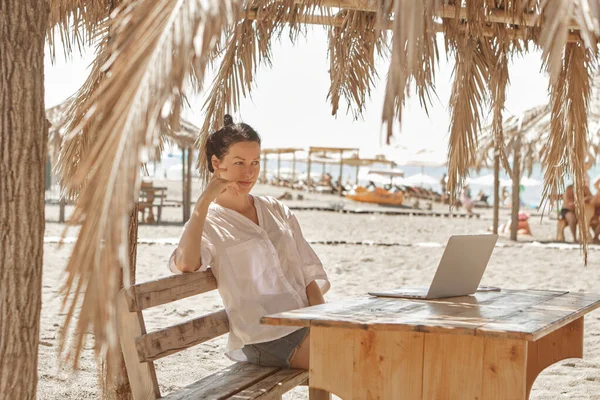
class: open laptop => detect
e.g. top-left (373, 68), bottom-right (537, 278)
top-left (368, 234), bottom-right (499, 300)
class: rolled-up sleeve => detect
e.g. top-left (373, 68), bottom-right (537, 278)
top-left (287, 213), bottom-right (331, 295)
top-left (168, 224), bottom-right (216, 274)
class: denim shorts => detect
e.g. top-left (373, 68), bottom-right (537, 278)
top-left (241, 327), bottom-right (309, 368)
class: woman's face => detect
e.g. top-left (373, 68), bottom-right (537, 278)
top-left (213, 141), bottom-right (261, 194)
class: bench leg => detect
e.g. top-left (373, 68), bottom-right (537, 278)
top-left (309, 388), bottom-right (331, 400)
top-left (526, 317), bottom-right (584, 399)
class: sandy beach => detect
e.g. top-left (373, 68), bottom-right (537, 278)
top-left (39, 181), bottom-right (600, 399)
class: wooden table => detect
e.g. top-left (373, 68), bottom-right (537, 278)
top-left (261, 289), bottom-right (600, 400)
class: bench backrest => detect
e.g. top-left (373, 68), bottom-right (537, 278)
top-left (117, 270), bottom-right (228, 400)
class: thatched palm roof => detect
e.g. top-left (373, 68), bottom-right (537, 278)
top-left (46, 0), bottom-right (600, 368)
top-left (46, 99), bottom-right (200, 170)
top-left (477, 70), bottom-right (600, 187)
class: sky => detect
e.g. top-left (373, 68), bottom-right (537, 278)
top-left (44, 26), bottom-right (551, 159)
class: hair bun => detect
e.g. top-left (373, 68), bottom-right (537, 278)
top-left (223, 114), bottom-right (234, 127)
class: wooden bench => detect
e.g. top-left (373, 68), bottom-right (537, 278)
top-left (117, 269), bottom-right (330, 400)
top-left (138, 182), bottom-right (167, 224)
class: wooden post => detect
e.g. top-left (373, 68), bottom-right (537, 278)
top-left (493, 149), bottom-right (500, 234)
top-left (59, 197), bottom-right (66, 223)
top-left (101, 205), bottom-right (138, 399)
top-left (277, 152), bottom-right (281, 185)
top-left (307, 150), bottom-right (312, 191)
top-left (510, 137), bottom-right (521, 241)
top-left (262, 153), bottom-right (267, 183)
top-left (355, 165), bottom-right (359, 185)
top-left (186, 147), bottom-right (192, 223)
top-left (181, 147), bottom-right (188, 223)
top-left (338, 150), bottom-right (344, 196)
top-left (292, 152), bottom-right (296, 184)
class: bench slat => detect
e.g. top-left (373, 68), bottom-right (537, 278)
top-left (126, 270), bottom-right (217, 312)
top-left (135, 309), bottom-right (229, 362)
top-left (160, 362), bottom-right (279, 400)
top-left (230, 368), bottom-right (309, 399)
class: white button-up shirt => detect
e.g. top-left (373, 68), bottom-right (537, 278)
top-left (169, 195), bottom-right (330, 361)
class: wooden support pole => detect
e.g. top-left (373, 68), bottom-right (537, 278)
top-left (262, 153), bottom-right (267, 183)
top-left (277, 152), bottom-right (281, 185)
top-left (186, 147), bottom-right (192, 223)
top-left (292, 152), bottom-right (296, 184)
top-left (493, 149), bottom-right (500, 234)
top-left (510, 137), bottom-right (522, 241)
top-left (181, 147), bottom-right (188, 223)
top-left (244, 5), bottom-right (582, 42)
top-left (338, 150), bottom-right (344, 196)
top-left (307, 151), bottom-right (312, 191)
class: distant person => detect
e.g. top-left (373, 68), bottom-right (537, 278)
top-left (497, 212), bottom-right (532, 236)
top-left (560, 178), bottom-right (593, 243)
top-left (501, 186), bottom-right (510, 206)
top-left (476, 190), bottom-right (489, 204)
top-left (440, 173), bottom-right (447, 204)
top-left (461, 184), bottom-right (474, 213)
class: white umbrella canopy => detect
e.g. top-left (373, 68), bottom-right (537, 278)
top-left (467, 174), bottom-right (496, 186)
top-left (500, 176), bottom-right (543, 187)
top-left (395, 148), bottom-right (448, 168)
top-left (403, 173), bottom-right (439, 187)
top-left (357, 168), bottom-right (405, 185)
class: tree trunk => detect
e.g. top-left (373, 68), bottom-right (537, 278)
top-left (0, 1), bottom-right (49, 398)
top-left (100, 205), bottom-right (138, 399)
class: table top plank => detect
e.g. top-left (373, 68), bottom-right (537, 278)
top-left (261, 289), bottom-right (600, 341)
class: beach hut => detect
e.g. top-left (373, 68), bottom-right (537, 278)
top-left (342, 154), bottom-right (396, 185)
top-left (476, 69), bottom-right (600, 238)
top-left (8, 2), bottom-right (600, 398)
top-left (260, 147), bottom-right (303, 184)
top-left (47, 101), bottom-right (201, 224)
top-left (306, 146), bottom-right (359, 195)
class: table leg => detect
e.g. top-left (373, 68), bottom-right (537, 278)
top-left (526, 317), bottom-right (584, 399)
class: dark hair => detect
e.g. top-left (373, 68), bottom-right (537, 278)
top-left (199, 114), bottom-right (261, 181)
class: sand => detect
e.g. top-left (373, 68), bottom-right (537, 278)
top-left (38, 182), bottom-right (600, 399)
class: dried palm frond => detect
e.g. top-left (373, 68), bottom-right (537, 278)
top-left (381, 0), bottom-right (441, 142)
top-left (197, 19), bottom-right (263, 182)
top-left (57, 0), bottom-right (239, 369)
top-left (55, 32), bottom-right (111, 200)
top-left (488, 30), bottom-right (513, 177)
top-left (327, 10), bottom-right (384, 119)
top-left (541, 43), bottom-right (593, 260)
top-left (537, 0), bottom-right (574, 84)
top-left (46, 0), bottom-right (117, 61)
top-left (445, 30), bottom-right (491, 201)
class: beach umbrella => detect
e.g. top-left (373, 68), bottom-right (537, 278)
top-left (500, 176), bottom-right (543, 188)
top-left (362, 168), bottom-right (406, 185)
top-left (467, 174), bottom-right (496, 186)
top-left (403, 173), bottom-right (439, 187)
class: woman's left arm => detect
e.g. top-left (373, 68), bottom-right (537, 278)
top-left (306, 280), bottom-right (325, 306)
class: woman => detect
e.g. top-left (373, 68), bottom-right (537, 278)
top-left (169, 115), bottom-right (330, 370)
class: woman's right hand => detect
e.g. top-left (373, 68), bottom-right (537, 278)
top-left (200, 168), bottom-right (241, 203)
